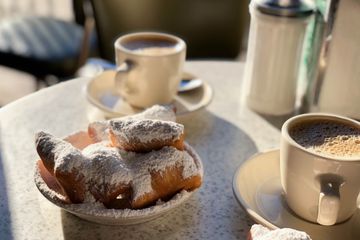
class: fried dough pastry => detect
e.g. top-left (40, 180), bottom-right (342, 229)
top-left (126, 146), bottom-right (202, 209)
top-left (88, 104), bottom-right (176, 143)
top-left (36, 131), bottom-right (86, 203)
top-left (35, 111), bottom-right (202, 210)
top-left (35, 132), bottom-right (132, 205)
top-left (109, 119), bottom-right (184, 152)
top-left (81, 142), bottom-right (132, 205)
top-left (36, 133), bottom-right (200, 209)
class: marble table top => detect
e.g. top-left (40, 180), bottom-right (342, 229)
top-left (0, 61), bottom-right (281, 239)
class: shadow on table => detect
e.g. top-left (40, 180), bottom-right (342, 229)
top-left (0, 125), bottom-right (14, 240)
top-left (60, 110), bottom-right (258, 239)
top-left (256, 112), bottom-right (295, 130)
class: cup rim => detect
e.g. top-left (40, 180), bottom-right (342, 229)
top-left (282, 113), bottom-right (360, 162)
top-left (114, 31), bottom-right (186, 57)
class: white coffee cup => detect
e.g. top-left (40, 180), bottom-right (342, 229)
top-left (114, 32), bottom-right (186, 108)
top-left (280, 113), bottom-right (360, 226)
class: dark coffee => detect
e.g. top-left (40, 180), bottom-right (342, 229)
top-left (122, 37), bottom-right (179, 56)
top-left (289, 119), bottom-right (360, 158)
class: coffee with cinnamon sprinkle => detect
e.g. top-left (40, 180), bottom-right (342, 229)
top-left (289, 119), bottom-right (360, 158)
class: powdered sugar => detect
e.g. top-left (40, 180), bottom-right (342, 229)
top-left (122, 146), bottom-right (199, 201)
top-left (36, 160), bottom-right (192, 219)
top-left (80, 142), bottom-right (199, 203)
top-left (66, 190), bottom-right (191, 218)
top-left (133, 105), bottom-right (176, 122)
top-left (35, 131), bottom-right (85, 173)
top-left (55, 147), bottom-right (84, 173)
top-left (110, 119), bottom-right (184, 144)
top-left (34, 167), bottom-right (69, 203)
top-left (249, 225), bottom-right (312, 240)
top-left (81, 142), bottom-right (132, 198)
top-left (88, 105), bottom-right (176, 142)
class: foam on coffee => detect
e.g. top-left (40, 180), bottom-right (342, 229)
top-left (122, 37), bottom-right (179, 56)
top-left (289, 119), bottom-right (360, 158)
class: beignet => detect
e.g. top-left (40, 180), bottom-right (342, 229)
top-left (122, 146), bottom-right (201, 209)
top-left (36, 132), bottom-right (132, 205)
top-left (109, 119), bottom-right (184, 152)
top-left (35, 112), bottom-right (202, 210)
top-left (88, 104), bottom-right (176, 143)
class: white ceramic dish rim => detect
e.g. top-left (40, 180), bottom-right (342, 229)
top-left (232, 149), bottom-right (279, 230)
top-left (35, 140), bottom-right (204, 222)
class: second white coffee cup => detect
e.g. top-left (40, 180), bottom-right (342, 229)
top-left (280, 113), bottom-right (360, 226)
top-left (114, 32), bottom-right (186, 108)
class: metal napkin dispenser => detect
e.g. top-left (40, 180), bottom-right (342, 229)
top-left (302, 0), bottom-right (360, 119)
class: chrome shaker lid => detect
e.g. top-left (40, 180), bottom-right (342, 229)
top-left (254, 0), bottom-right (314, 17)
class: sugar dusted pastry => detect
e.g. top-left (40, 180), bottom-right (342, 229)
top-left (248, 225), bottom-right (312, 240)
top-left (81, 142), bottom-right (132, 205)
top-left (35, 132), bottom-right (132, 205)
top-left (132, 104), bottom-right (176, 122)
top-left (109, 119), bottom-right (184, 152)
top-left (123, 146), bottom-right (202, 209)
top-left (35, 131), bottom-right (87, 203)
top-left (35, 111), bottom-right (202, 210)
top-left (88, 104), bottom-right (176, 143)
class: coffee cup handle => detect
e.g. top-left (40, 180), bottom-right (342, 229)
top-left (317, 180), bottom-right (341, 226)
top-left (115, 60), bottom-right (133, 96)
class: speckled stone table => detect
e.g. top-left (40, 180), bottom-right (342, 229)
top-left (0, 61), bottom-right (281, 239)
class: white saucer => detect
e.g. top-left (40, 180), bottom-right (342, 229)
top-left (232, 149), bottom-right (360, 240)
top-left (85, 70), bottom-right (213, 120)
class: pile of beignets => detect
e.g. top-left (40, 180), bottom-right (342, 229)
top-left (35, 105), bottom-right (202, 209)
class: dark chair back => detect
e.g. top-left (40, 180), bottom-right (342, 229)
top-left (0, 0), bottom-right (96, 82)
top-left (90, 0), bottom-right (249, 62)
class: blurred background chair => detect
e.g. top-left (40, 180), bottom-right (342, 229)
top-left (0, 0), bottom-right (97, 87)
top-left (0, 0), bottom-right (250, 105)
top-left (89, 0), bottom-right (249, 63)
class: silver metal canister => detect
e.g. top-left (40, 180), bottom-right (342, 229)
top-left (244, 0), bottom-right (314, 115)
top-left (303, 0), bottom-right (360, 120)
